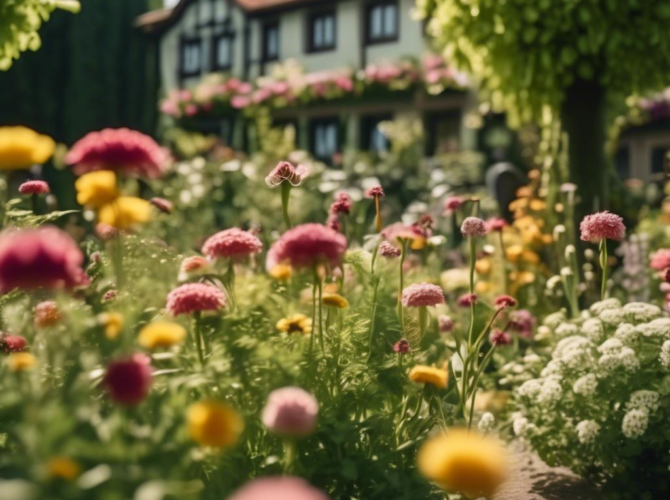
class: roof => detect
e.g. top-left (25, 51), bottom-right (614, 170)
top-left (136, 0), bottom-right (324, 34)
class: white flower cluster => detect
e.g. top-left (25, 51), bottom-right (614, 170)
top-left (622, 409), bottom-right (649, 439)
top-left (661, 340), bottom-right (670, 369)
top-left (576, 420), bottom-right (600, 444)
top-left (478, 412), bottom-right (495, 433)
top-left (573, 373), bottom-right (598, 396)
top-left (626, 390), bottom-right (660, 413)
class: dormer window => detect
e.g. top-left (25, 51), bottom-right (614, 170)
top-left (262, 21), bottom-right (280, 62)
top-left (212, 33), bottom-right (234, 71)
top-left (307, 10), bottom-right (336, 53)
top-left (180, 38), bottom-right (202, 79)
top-left (366, 1), bottom-right (399, 44)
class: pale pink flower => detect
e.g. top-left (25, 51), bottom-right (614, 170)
top-left (262, 387), bottom-right (319, 437)
top-left (103, 353), bottom-right (152, 406)
top-left (438, 315), bottom-right (455, 333)
top-left (202, 228), bottom-right (263, 260)
top-left (267, 223), bottom-right (347, 270)
top-left (265, 161), bottom-right (308, 188)
top-left (379, 241), bottom-right (401, 258)
top-left (166, 283), bottom-right (227, 316)
top-left (34, 301), bottom-right (60, 328)
top-left (1, 335), bottom-right (27, 353)
top-left (485, 217), bottom-right (508, 233)
top-left (490, 330), bottom-right (512, 346)
top-left (180, 256), bottom-right (209, 274)
top-left (18, 180), bottom-right (50, 195)
top-left (461, 217), bottom-right (487, 237)
top-left (364, 186), bottom-right (385, 199)
top-left (0, 227), bottom-right (88, 293)
top-left (231, 95), bottom-right (251, 109)
top-left (650, 249), bottom-right (670, 271)
top-left (401, 283), bottom-right (445, 307)
top-left (381, 222), bottom-right (426, 245)
top-left (443, 196), bottom-right (463, 214)
top-left (494, 295), bottom-right (517, 309)
top-left (228, 477), bottom-right (329, 500)
top-left (457, 293), bottom-right (478, 307)
top-left (149, 197), bottom-right (173, 214)
top-left (579, 211), bottom-right (626, 242)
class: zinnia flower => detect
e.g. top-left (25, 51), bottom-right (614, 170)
top-left (494, 295), bottom-right (517, 309)
top-left (490, 330), bottom-right (512, 346)
top-left (457, 293), bottom-right (478, 307)
top-left (66, 128), bottom-right (169, 178)
top-left (149, 197), bottom-right (173, 214)
top-left (267, 223), bottom-right (347, 270)
top-left (265, 161), bottom-right (308, 187)
top-left (0, 126), bottom-right (55, 170)
top-left (202, 228), bottom-right (263, 260)
top-left (75, 171), bottom-right (120, 208)
top-left (393, 338), bottom-right (410, 354)
top-left (379, 241), bottom-right (401, 258)
top-left (579, 211), bottom-right (626, 242)
top-left (228, 477), bottom-right (329, 500)
top-left (461, 217), bottom-right (487, 237)
top-left (187, 400), bottom-right (243, 448)
top-left (7, 352), bottom-right (37, 372)
top-left (485, 217), bottom-right (508, 233)
top-left (98, 197), bottom-right (152, 230)
top-left (103, 353), bottom-right (152, 406)
top-left (0, 227), bottom-right (88, 293)
top-left (401, 283), bottom-right (445, 307)
top-left (276, 314), bottom-right (312, 334)
top-left (166, 283), bottom-right (227, 316)
top-left (409, 365), bottom-right (449, 389)
top-left (418, 428), bottom-right (507, 499)
top-left (262, 386), bottom-right (319, 437)
top-left (364, 186), bottom-right (385, 199)
top-left (18, 180), bottom-right (50, 195)
top-left (650, 249), bottom-right (670, 271)
top-left (138, 321), bottom-right (187, 349)
top-left (34, 301), bottom-right (60, 328)
top-left (1, 334), bottom-right (27, 353)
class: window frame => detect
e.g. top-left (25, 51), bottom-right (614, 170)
top-left (361, 114), bottom-right (393, 152)
top-left (365, 0), bottom-right (400, 45)
top-left (310, 117), bottom-right (341, 161)
top-left (211, 32), bottom-right (235, 72)
top-left (262, 20), bottom-right (280, 62)
top-left (305, 9), bottom-right (337, 53)
top-left (179, 36), bottom-right (203, 80)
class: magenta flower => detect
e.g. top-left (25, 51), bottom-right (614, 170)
top-left (509, 309), bottom-right (535, 338)
top-left (579, 211), bottom-right (626, 242)
top-left (438, 315), bottom-right (455, 333)
top-left (149, 197), bottom-right (173, 214)
top-left (490, 330), bottom-right (512, 346)
top-left (650, 249), bottom-right (670, 271)
top-left (202, 228), bottom-right (263, 260)
top-left (494, 295), bottom-right (517, 309)
top-left (460, 217), bottom-right (487, 237)
top-left (457, 293), bottom-right (478, 307)
top-left (326, 214), bottom-right (341, 232)
top-left (393, 338), bottom-right (410, 354)
top-left (266, 223), bottom-right (347, 270)
top-left (1, 335), bottom-right (27, 353)
top-left (364, 186), bottom-right (385, 199)
top-left (166, 283), bottom-right (227, 316)
top-left (18, 180), bottom-right (50, 195)
top-left (443, 196), bottom-right (463, 214)
top-left (262, 387), bottom-right (319, 438)
top-left (401, 283), bottom-right (445, 307)
top-left (102, 290), bottom-right (117, 303)
top-left (265, 161), bottom-right (308, 188)
top-left (485, 217), bottom-right (508, 233)
top-left (228, 477), bottom-right (329, 500)
top-left (0, 227), bottom-right (88, 293)
top-left (66, 128), bottom-right (169, 178)
top-left (103, 353), bottom-right (152, 406)
top-left (330, 192), bottom-right (352, 215)
top-left (379, 241), bottom-right (401, 258)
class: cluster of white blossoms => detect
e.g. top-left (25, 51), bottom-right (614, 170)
top-left (478, 412), bottom-right (495, 433)
top-left (576, 420), bottom-right (600, 444)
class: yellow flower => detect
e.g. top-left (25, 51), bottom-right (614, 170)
top-left (276, 314), bottom-right (312, 334)
top-left (187, 400), bottom-right (243, 449)
top-left (475, 281), bottom-right (493, 293)
top-left (98, 312), bottom-right (124, 340)
top-left (75, 171), bottom-right (119, 208)
top-left (139, 321), bottom-right (186, 349)
top-left (322, 293), bottom-right (349, 309)
top-left (409, 365), bottom-right (449, 389)
top-left (505, 245), bottom-right (523, 263)
top-left (514, 271), bottom-right (536, 285)
top-left (98, 196), bottom-right (152, 230)
top-left (475, 258), bottom-right (492, 276)
top-left (410, 236), bottom-right (427, 250)
top-left (48, 457), bottom-right (81, 481)
top-left (529, 199), bottom-right (546, 211)
top-left (418, 428), bottom-right (508, 499)
top-left (269, 264), bottom-right (292, 281)
top-left (520, 250), bottom-right (540, 265)
top-left (8, 352), bottom-right (37, 372)
top-left (0, 126), bottom-right (55, 170)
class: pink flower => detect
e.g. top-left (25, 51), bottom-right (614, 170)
top-left (231, 95), bottom-right (251, 109)
top-left (330, 192), bottom-right (352, 215)
top-left (438, 315), bottom-right (454, 333)
top-left (149, 197), bottom-right (173, 214)
top-left (103, 353), bottom-right (152, 406)
top-left (180, 256), bottom-right (209, 274)
top-left (393, 338), bottom-right (410, 354)
top-left (326, 214), bottom-right (341, 232)
top-left (579, 211), bottom-right (626, 242)
top-left (443, 196), bottom-right (463, 214)
top-left (0, 227), bottom-right (88, 293)
top-left (267, 223), bottom-right (347, 270)
top-left (166, 283), bottom-right (227, 316)
top-left (2, 335), bottom-right (27, 353)
top-left (457, 293), bottom-right (478, 307)
top-left (379, 241), bottom-right (401, 258)
top-left (18, 180), bottom-right (50, 195)
top-left (650, 249), bottom-right (670, 271)
top-left (490, 330), bottom-right (512, 346)
top-left (202, 228), bottom-right (263, 260)
top-left (95, 223), bottom-right (119, 240)
top-left (34, 301), bottom-right (60, 328)
top-left (509, 309), bottom-right (535, 338)
top-left (461, 217), bottom-right (487, 237)
top-left (262, 387), bottom-right (319, 437)
top-left (485, 217), bottom-right (508, 233)
top-left (265, 161), bottom-right (308, 188)
top-left (228, 477), bottom-right (329, 500)
top-left (364, 186), bottom-right (385, 199)
top-left (381, 222), bottom-right (426, 245)
top-left (401, 283), bottom-right (445, 307)
top-left (66, 128), bottom-right (169, 179)
top-left (494, 295), bottom-right (517, 309)
top-left (102, 290), bottom-right (117, 302)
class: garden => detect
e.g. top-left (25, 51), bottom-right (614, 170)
top-left (2, 1), bottom-right (670, 500)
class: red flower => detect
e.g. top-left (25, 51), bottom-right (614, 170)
top-left (2, 335), bottom-right (27, 353)
top-left (393, 338), bottom-right (411, 354)
top-left (265, 161), bottom-right (308, 187)
top-left (330, 192), bottom-right (352, 215)
top-left (18, 180), bottom-right (50, 195)
top-left (494, 295), bottom-right (517, 309)
top-left (364, 186), bottom-right (385, 199)
top-left (457, 293), bottom-right (478, 307)
top-left (485, 217), bottom-right (508, 233)
top-left (490, 330), bottom-right (512, 346)
top-left (103, 354), bottom-right (152, 406)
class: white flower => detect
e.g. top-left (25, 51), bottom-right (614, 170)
top-left (622, 408), bottom-right (649, 439)
top-left (598, 353), bottom-right (621, 372)
top-left (513, 416), bottom-right (531, 436)
top-left (614, 323), bottom-right (639, 345)
top-left (576, 420), bottom-right (600, 444)
top-left (547, 275), bottom-right (562, 290)
top-left (478, 412), bottom-right (495, 432)
top-left (626, 390), bottom-right (660, 413)
top-left (636, 318), bottom-right (670, 338)
top-left (589, 298), bottom-right (622, 316)
top-left (622, 302), bottom-right (662, 323)
top-left (598, 338), bottom-right (623, 355)
top-left (660, 340), bottom-right (670, 369)
top-left (600, 308), bottom-right (625, 327)
top-left (518, 379), bottom-right (543, 398)
top-left (537, 379), bottom-right (563, 405)
top-left (555, 323), bottom-right (579, 339)
top-left (560, 266), bottom-right (573, 277)
top-left (544, 311), bottom-right (567, 330)
top-left (582, 318), bottom-right (605, 343)
top-left (573, 374), bottom-right (598, 396)
top-left (619, 347), bottom-right (639, 372)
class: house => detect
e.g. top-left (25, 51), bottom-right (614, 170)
top-left (136, 0), bottom-right (477, 160)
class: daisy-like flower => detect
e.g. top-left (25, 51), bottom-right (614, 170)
top-left (34, 301), bottom-right (60, 328)
top-left (202, 228), bottom-right (263, 260)
top-left (267, 223), bottom-right (347, 270)
top-left (228, 477), bottom-right (329, 500)
top-left (379, 241), bottom-right (401, 258)
top-left (276, 314), bottom-right (312, 334)
top-left (461, 217), bottom-right (487, 237)
top-left (457, 293), bottom-right (478, 307)
top-left (1, 334), bottom-right (27, 353)
top-left (166, 283), bottom-right (227, 316)
top-left (149, 197), bottom-right (173, 214)
top-left (579, 211), bottom-right (626, 242)
top-left (443, 196), bottom-right (463, 214)
top-left (485, 217), bottom-right (508, 233)
top-left (364, 186), bottom-right (385, 199)
top-left (75, 171), bottom-right (119, 209)
top-left (265, 161), bottom-right (308, 187)
top-left (322, 293), bottom-right (349, 309)
top-left (18, 180), bottom-right (50, 195)
top-left (409, 365), bottom-right (449, 389)
top-left (494, 295), bottom-right (517, 309)
top-left (187, 400), bottom-right (243, 448)
top-left (262, 387), bottom-right (319, 437)
top-left (0, 126), bottom-right (55, 170)
top-left (401, 283), bottom-right (445, 307)
top-left (103, 353), bottom-right (152, 406)
top-left (393, 338), bottom-right (410, 354)
top-left (490, 330), bottom-right (512, 346)
top-left (138, 321), bottom-right (187, 349)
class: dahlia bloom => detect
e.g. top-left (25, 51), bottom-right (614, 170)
top-left (0, 126), bottom-right (55, 170)
top-left (650, 249), bottom-right (670, 271)
top-left (490, 330), bottom-right (512, 346)
top-left (34, 301), bottom-right (60, 328)
top-left (18, 180), bottom-right (50, 195)
top-left (202, 228), bottom-right (263, 260)
top-left (457, 293), bottom-right (478, 307)
top-left (149, 197), bottom-right (173, 214)
top-left (262, 387), bottom-right (319, 437)
top-left (166, 283), bottom-right (227, 316)
top-left (0, 227), bottom-right (88, 293)
top-left (75, 171), bottom-right (119, 208)
top-left (138, 321), bottom-right (187, 349)
top-left (2, 335), bottom-right (27, 353)
top-left (267, 223), bottom-right (347, 270)
top-left (579, 211), bottom-right (626, 242)
top-left (438, 315), bottom-right (455, 333)
top-left (228, 477), bottom-right (329, 500)
top-left (66, 128), bottom-right (169, 178)
top-left (98, 197), bottom-right (152, 230)
top-left (330, 192), bottom-right (352, 215)
top-left (461, 217), bottom-right (487, 237)
top-left (494, 295), bottom-right (517, 309)
top-left (379, 241), bottom-right (401, 258)
top-left (393, 338), bottom-right (410, 354)
top-left (409, 365), bottom-right (449, 389)
top-left (443, 196), bottom-right (464, 214)
top-left (364, 186), bottom-right (385, 199)
top-left (401, 283), bottom-right (445, 307)
top-left (103, 353), bottom-right (152, 406)
top-left (485, 217), bottom-right (508, 233)
top-left (187, 400), bottom-right (243, 448)
top-left (265, 161), bottom-right (308, 187)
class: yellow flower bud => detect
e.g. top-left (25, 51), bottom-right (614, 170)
top-left (187, 400), bottom-right (243, 449)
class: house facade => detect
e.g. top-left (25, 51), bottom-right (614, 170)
top-left (137, 0), bottom-right (476, 160)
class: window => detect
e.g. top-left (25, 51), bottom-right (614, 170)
top-left (212, 34), bottom-right (234, 71)
top-left (615, 147), bottom-right (630, 179)
top-left (307, 11), bottom-right (336, 52)
top-left (361, 115), bottom-right (391, 152)
top-left (180, 38), bottom-right (202, 78)
top-left (311, 118), bottom-right (339, 160)
top-left (426, 111), bottom-right (461, 155)
top-left (262, 21), bottom-right (280, 62)
top-left (366, 1), bottom-right (398, 44)
top-left (651, 146), bottom-right (669, 175)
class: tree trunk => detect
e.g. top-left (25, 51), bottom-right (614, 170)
top-left (561, 79), bottom-right (608, 216)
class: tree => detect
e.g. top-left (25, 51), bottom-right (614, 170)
top-left (419, 0), bottom-right (670, 211)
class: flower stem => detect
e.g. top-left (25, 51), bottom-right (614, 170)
top-left (374, 195), bottom-right (382, 232)
top-left (281, 182), bottom-right (292, 229)
top-left (310, 267), bottom-right (318, 353)
top-left (599, 239), bottom-right (608, 300)
top-left (367, 276), bottom-right (380, 359)
top-left (283, 438), bottom-right (296, 473)
top-left (193, 311), bottom-right (205, 369)
top-left (396, 239), bottom-right (408, 331)
top-left (418, 306), bottom-right (428, 338)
